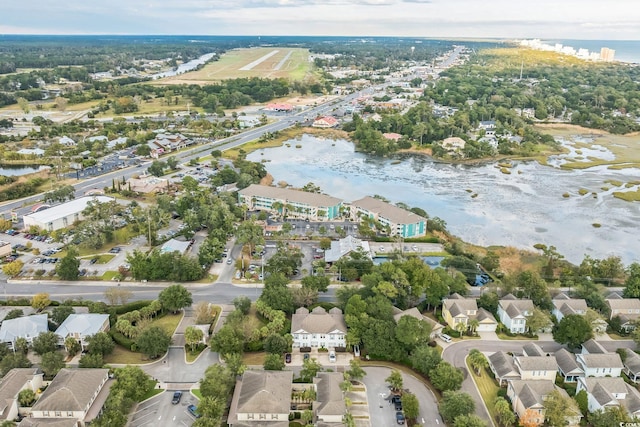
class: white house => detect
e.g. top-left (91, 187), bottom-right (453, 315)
top-left (291, 307), bottom-right (347, 349)
top-left (577, 377), bottom-right (640, 418)
top-left (552, 293), bottom-right (587, 321)
top-left (605, 296), bottom-right (640, 331)
top-left (54, 314), bottom-right (110, 350)
top-left (0, 314), bottom-right (48, 350)
top-left (555, 349), bottom-right (584, 383)
top-left (0, 368), bottom-right (43, 423)
top-left (575, 353), bottom-right (623, 378)
top-left (497, 294), bottom-right (533, 333)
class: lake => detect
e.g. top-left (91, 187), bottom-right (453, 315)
top-left (247, 134), bottom-right (640, 265)
top-left (0, 165), bottom-right (49, 177)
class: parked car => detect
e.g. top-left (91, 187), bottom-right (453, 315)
top-left (329, 351), bottom-right (336, 363)
top-left (187, 404), bottom-right (201, 418)
top-left (303, 354), bottom-right (310, 360)
top-left (439, 333), bottom-right (452, 343)
top-left (285, 353), bottom-right (292, 363)
top-left (172, 391), bottom-right (182, 404)
top-left (394, 396), bottom-right (403, 411)
top-left (396, 412), bottom-right (405, 425)
top-left (90, 258), bottom-right (98, 265)
top-left (226, 258), bottom-right (233, 265)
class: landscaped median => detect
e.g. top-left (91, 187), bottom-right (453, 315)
top-left (466, 353), bottom-right (503, 427)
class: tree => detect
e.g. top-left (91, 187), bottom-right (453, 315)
top-left (30, 293), bottom-right (51, 311)
top-left (395, 316), bottom-right (431, 351)
top-left (14, 337), bottom-right (29, 355)
top-left (453, 415), bottom-right (487, 427)
top-left (410, 344), bottom-right (442, 375)
top-left (236, 220), bottom-right (264, 257)
top-left (0, 353), bottom-right (31, 376)
top-left (233, 296), bottom-right (251, 315)
top-left (264, 334), bottom-right (289, 355)
top-left (199, 364), bottom-right (236, 399)
top-left (430, 361), bottom-right (463, 392)
top-left (300, 357), bottom-right (323, 382)
top-left (623, 263), bottom-right (640, 298)
top-left (40, 351), bottom-right (65, 377)
top-left (158, 284), bottom-right (193, 313)
top-left (263, 353), bottom-right (285, 370)
top-left (147, 160), bottom-right (166, 177)
top-left (553, 314), bottom-right (593, 349)
top-left (56, 247), bottom-right (80, 280)
top-left (439, 391), bottom-right (475, 424)
top-left (166, 157), bottom-right (178, 170)
top-left (301, 275), bottom-right (330, 293)
top-left (51, 305), bottom-right (74, 325)
top-left (588, 406), bottom-right (631, 427)
top-left (79, 352), bottom-right (104, 368)
top-left (195, 301), bottom-right (216, 324)
top-left (113, 365), bottom-right (154, 401)
top-left (385, 369), bottom-right (403, 392)
top-left (575, 389), bottom-right (588, 415)
top-left (18, 388), bottom-right (36, 406)
top-left (319, 237), bottom-right (332, 251)
top-left (467, 349), bottom-right (488, 375)
top-left (185, 326), bottom-right (204, 352)
top-left (17, 97), bottom-right (30, 113)
top-left (4, 309), bottom-right (23, 320)
top-left (136, 326), bottom-right (171, 359)
top-left (544, 389), bottom-right (579, 427)
top-left (32, 331), bottom-right (59, 355)
top-left (346, 359), bottom-right (366, 382)
top-left (526, 307), bottom-right (553, 333)
top-left (2, 260), bottom-right (23, 277)
top-left (210, 324), bottom-right (245, 356)
top-left (64, 336), bottom-right (81, 357)
top-left (494, 396), bottom-right (516, 427)
top-left (402, 393), bottom-right (420, 421)
top-left (86, 332), bottom-right (115, 356)
top-left (104, 288), bottom-right (133, 305)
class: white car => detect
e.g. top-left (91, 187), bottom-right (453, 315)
top-left (439, 334), bottom-right (452, 343)
top-left (329, 351), bottom-right (336, 362)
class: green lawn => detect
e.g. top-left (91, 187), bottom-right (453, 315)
top-left (496, 332), bottom-right (538, 340)
top-left (152, 312), bottom-right (183, 336)
top-left (192, 389), bottom-right (202, 400)
top-left (468, 362), bottom-right (501, 426)
top-left (104, 344), bottom-right (148, 365)
top-left (101, 271), bottom-right (119, 281)
top-left (185, 345), bottom-right (207, 363)
top-left (140, 383), bottom-right (164, 401)
top-left (242, 352), bottom-right (267, 365)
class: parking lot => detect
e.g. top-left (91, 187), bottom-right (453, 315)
top-left (130, 390), bottom-right (199, 427)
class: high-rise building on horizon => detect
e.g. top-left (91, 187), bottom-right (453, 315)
top-left (600, 47), bottom-right (615, 62)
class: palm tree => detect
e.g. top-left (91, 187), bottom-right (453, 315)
top-left (468, 349), bottom-right (488, 375)
top-left (455, 321), bottom-right (467, 338)
top-left (468, 319), bottom-right (480, 336)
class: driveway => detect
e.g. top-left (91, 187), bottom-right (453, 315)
top-left (361, 366), bottom-right (442, 427)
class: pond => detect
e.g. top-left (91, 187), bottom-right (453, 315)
top-left (248, 134), bottom-right (640, 265)
top-left (0, 165), bottom-right (49, 177)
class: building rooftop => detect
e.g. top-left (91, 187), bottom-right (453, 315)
top-left (54, 314), bottom-right (110, 340)
top-left (233, 371), bottom-right (292, 415)
top-left (324, 235), bottom-right (370, 263)
top-left (0, 368), bottom-right (41, 420)
top-left (314, 372), bottom-right (346, 417)
top-left (239, 184), bottom-right (342, 208)
top-left (0, 314), bottom-right (48, 344)
top-left (291, 307), bottom-right (347, 335)
top-left (350, 196), bottom-right (427, 225)
top-left (32, 368), bottom-right (109, 413)
top-left (23, 196), bottom-right (114, 224)
top-left (160, 238), bottom-right (191, 255)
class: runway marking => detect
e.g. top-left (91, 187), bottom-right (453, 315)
top-left (239, 50), bottom-right (280, 71)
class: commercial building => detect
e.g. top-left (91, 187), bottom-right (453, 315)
top-left (238, 184), bottom-right (343, 221)
top-left (22, 196), bottom-right (114, 232)
top-left (349, 196), bottom-right (427, 238)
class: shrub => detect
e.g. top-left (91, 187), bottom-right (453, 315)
top-left (299, 347), bottom-right (311, 353)
top-left (114, 300), bottom-right (153, 315)
top-left (110, 330), bottom-right (134, 350)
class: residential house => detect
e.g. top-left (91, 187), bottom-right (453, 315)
top-left (312, 116), bottom-right (339, 128)
top-left (0, 368), bottom-right (43, 423)
top-left (18, 418), bottom-right (79, 426)
top-left (160, 238), bottom-right (192, 255)
top-left (382, 133), bottom-right (402, 142)
top-left (58, 136), bottom-right (76, 147)
top-left (488, 352), bottom-right (520, 386)
top-left (555, 349), bottom-right (584, 383)
top-left (0, 314), bottom-right (48, 350)
top-left (552, 294), bottom-right (608, 333)
top-left (148, 133), bottom-right (191, 153)
top-left (291, 307), bottom-right (347, 349)
top-left (497, 294), bottom-right (533, 334)
top-left (392, 307), bottom-right (444, 340)
top-left (441, 294), bottom-right (497, 332)
top-left (441, 137), bottom-right (466, 153)
top-left (126, 177), bottom-right (168, 194)
top-left (575, 352), bottom-right (623, 378)
top-left (227, 370), bottom-right (293, 427)
top-left (17, 148), bottom-right (45, 157)
top-left (622, 348), bottom-right (640, 383)
top-left (324, 235), bottom-right (371, 263)
top-left (264, 103), bottom-right (294, 113)
top-left (0, 241), bottom-right (11, 258)
top-left (522, 343), bottom-right (545, 357)
top-left (313, 372), bottom-right (346, 424)
top-left (507, 380), bottom-right (581, 427)
top-left (577, 377), bottom-right (640, 418)
top-left (581, 338), bottom-right (607, 355)
top-left (238, 184), bottom-right (343, 221)
top-left (513, 354), bottom-right (558, 381)
top-left (54, 314), bottom-right (110, 351)
top-left (349, 196), bottom-right (427, 238)
top-left (605, 296), bottom-right (640, 331)
top-left (478, 120), bottom-right (497, 134)
top-left (28, 368), bottom-right (111, 426)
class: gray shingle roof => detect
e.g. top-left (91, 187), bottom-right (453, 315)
top-left (516, 356), bottom-right (558, 372)
top-left (291, 307), bottom-right (346, 335)
top-left (623, 349), bottom-right (640, 375)
top-left (0, 368), bottom-right (40, 420)
top-left (522, 343), bottom-right (545, 357)
top-left (443, 297), bottom-right (477, 318)
top-left (314, 372), bottom-right (346, 417)
top-left (235, 371), bottom-right (292, 415)
top-left (0, 314), bottom-right (48, 343)
top-left (581, 377), bottom-right (633, 408)
top-left (553, 295), bottom-right (588, 317)
top-left (488, 352), bottom-right (519, 379)
top-left (499, 298), bottom-right (534, 318)
top-left (555, 349), bottom-right (583, 376)
top-left (508, 380), bottom-right (556, 409)
top-left (581, 339), bottom-right (607, 354)
top-left (577, 353), bottom-right (624, 370)
top-left (31, 368), bottom-right (108, 412)
top-left (54, 314), bottom-right (109, 340)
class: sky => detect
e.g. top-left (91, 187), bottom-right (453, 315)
top-left (2, 0), bottom-right (640, 40)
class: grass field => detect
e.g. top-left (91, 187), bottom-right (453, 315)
top-left (468, 363), bottom-right (501, 426)
top-left (154, 47), bottom-right (313, 85)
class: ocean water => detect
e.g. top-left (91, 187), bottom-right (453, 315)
top-left (542, 39), bottom-right (640, 64)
